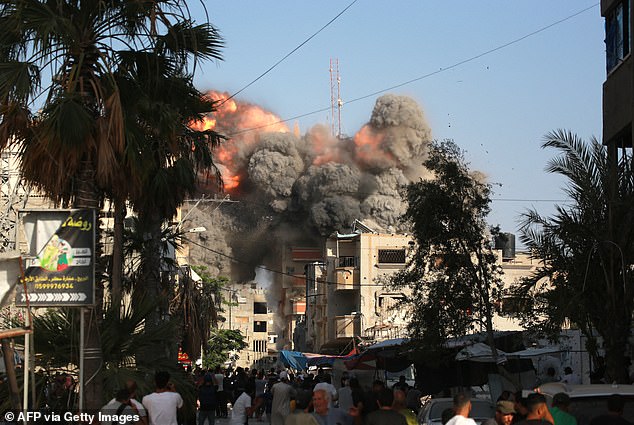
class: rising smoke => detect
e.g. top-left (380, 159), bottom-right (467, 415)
top-left (185, 92), bottom-right (433, 347)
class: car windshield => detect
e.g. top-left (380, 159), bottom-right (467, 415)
top-left (429, 400), bottom-right (494, 419)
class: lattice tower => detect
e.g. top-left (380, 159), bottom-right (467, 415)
top-left (329, 58), bottom-right (342, 139)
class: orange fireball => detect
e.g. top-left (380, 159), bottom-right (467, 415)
top-left (190, 90), bottom-right (290, 192)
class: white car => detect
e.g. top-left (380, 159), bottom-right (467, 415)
top-left (537, 382), bottom-right (634, 425)
top-left (417, 397), bottom-right (495, 425)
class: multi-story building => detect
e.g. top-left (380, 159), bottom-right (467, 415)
top-left (220, 283), bottom-right (279, 370)
top-left (304, 229), bottom-right (541, 353)
top-left (278, 245), bottom-right (322, 351)
top-left (601, 0), bottom-right (633, 151)
top-left (307, 223), bottom-right (413, 354)
top-left (493, 243), bottom-right (540, 332)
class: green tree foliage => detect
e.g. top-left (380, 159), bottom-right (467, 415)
top-left (392, 140), bottom-right (503, 356)
top-left (0, 0), bottom-right (223, 203)
top-left (175, 266), bottom-right (226, 361)
top-left (0, 0), bottom-right (223, 407)
top-left (514, 130), bottom-right (634, 383)
top-left (0, 295), bottom-right (195, 414)
top-left (203, 328), bottom-right (247, 369)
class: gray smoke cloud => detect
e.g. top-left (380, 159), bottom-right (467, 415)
top-left (185, 93), bottom-right (433, 349)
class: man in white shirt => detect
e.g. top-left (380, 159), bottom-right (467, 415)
top-left (231, 389), bottom-right (262, 425)
top-left (142, 371), bottom-right (184, 425)
top-left (445, 393), bottom-right (477, 425)
top-left (560, 367), bottom-right (581, 385)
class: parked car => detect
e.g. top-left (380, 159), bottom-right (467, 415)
top-left (417, 397), bottom-right (494, 425)
top-left (537, 382), bottom-right (634, 425)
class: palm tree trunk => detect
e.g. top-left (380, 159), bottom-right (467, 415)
top-left (111, 199), bottom-right (125, 319)
top-left (135, 209), bottom-right (170, 366)
top-left (74, 162), bottom-right (103, 410)
top-left (602, 310), bottom-right (630, 383)
top-left (1, 339), bottom-right (22, 410)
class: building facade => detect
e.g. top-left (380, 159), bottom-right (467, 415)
top-left (220, 284), bottom-right (279, 370)
top-left (602, 0), bottom-right (633, 151)
top-left (307, 227), bottom-right (413, 354)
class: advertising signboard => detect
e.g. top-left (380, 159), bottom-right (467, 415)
top-left (15, 209), bottom-right (95, 306)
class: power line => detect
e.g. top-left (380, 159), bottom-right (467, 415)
top-left (225, 3), bottom-right (599, 138)
top-left (221, 0), bottom-right (359, 105)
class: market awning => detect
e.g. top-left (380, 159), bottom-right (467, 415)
top-left (279, 350), bottom-right (308, 370)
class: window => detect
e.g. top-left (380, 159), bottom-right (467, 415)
top-left (253, 340), bottom-right (267, 353)
top-left (378, 294), bottom-right (404, 310)
top-left (253, 321), bottom-right (267, 332)
top-left (253, 302), bottom-right (267, 314)
top-left (500, 297), bottom-right (531, 315)
top-left (337, 256), bottom-right (358, 268)
top-left (378, 249), bottom-right (406, 264)
top-left (606, 0), bottom-right (631, 72)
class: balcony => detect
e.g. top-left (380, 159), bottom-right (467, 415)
top-left (334, 314), bottom-right (361, 338)
top-left (335, 267), bottom-right (359, 290)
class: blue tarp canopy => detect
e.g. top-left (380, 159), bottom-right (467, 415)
top-left (279, 350), bottom-right (308, 370)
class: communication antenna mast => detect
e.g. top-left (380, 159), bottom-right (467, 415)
top-left (329, 58), bottom-right (343, 138)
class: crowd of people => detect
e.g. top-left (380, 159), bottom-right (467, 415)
top-left (448, 390), bottom-right (632, 425)
top-left (186, 367), bottom-right (423, 425)
top-left (99, 367), bottom-right (633, 425)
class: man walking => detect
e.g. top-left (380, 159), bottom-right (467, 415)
top-left (271, 371), bottom-right (296, 425)
top-left (549, 393), bottom-right (576, 425)
top-left (198, 374), bottom-right (218, 425)
top-left (100, 388), bottom-right (140, 425)
top-left (311, 389), bottom-right (353, 425)
top-left (445, 393), bottom-right (477, 425)
top-left (483, 401), bottom-right (515, 425)
top-left (106, 380), bottom-right (147, 425)
top-left (514, 393), bottom-right (554, 425)
top-left (142, 371), bottom-right (184, 425)
top-left (364, 389), bottom-right (407, 425)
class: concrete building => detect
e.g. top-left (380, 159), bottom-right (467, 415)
top-left (278, 245), bottom-right (322, 351)
top-left (308, 223), bottom-right (413, 354)
top-left (302, 227), bottom-right (541, 353)
top-left (493, 250), bottom-right (539, 332)
top-left (602, 0), bottom-right (633, 151)
top-left (220, 283), bottom-right (278, 370)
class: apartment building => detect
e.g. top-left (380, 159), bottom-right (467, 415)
top-left (219, 284), bottom-right (279, 369)
top-left (303, 229), bottom-right (540, 353)
top-left (306, 223), bottom-right (413, 354)
top-left (602, 0), bottom-right (633, 151)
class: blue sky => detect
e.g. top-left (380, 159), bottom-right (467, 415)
top-left (192, 1), bottom-right (604, 240)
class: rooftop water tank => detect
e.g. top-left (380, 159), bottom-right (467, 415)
top-left (494, 232), bottom-right (516, 259)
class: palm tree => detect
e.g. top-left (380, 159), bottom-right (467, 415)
top-left (516, 130), bottom-right (634, 383)
top-left (0, 296), bottom-right (197, 416)
top-left (0, 0), bottom-right (223, 407)
top-left (113, 50), bottom-right (224, 365)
